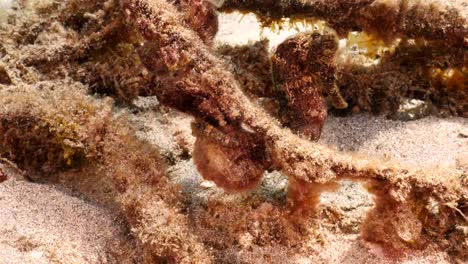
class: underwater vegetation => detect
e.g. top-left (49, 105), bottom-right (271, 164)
top-left (0, 0), bottom-right (466, 262)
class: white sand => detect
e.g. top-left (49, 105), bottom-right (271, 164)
top-left (0, 169), bottom-right (126, 264)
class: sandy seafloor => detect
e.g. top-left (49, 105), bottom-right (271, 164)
top-left (0, 2), bottom-right (467, 264)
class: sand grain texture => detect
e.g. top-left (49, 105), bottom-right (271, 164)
top-left (0, 168), bottom-right (127, 264)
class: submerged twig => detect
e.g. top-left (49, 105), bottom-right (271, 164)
top-left (125, 0), bottom-right (466, 254)
top-left (220, 0), bottom-right (467, 46)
